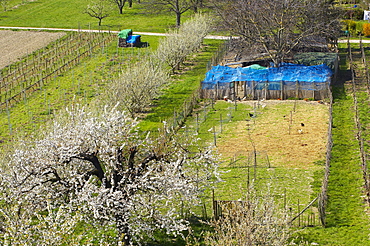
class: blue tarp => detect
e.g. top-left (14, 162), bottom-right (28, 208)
top-left (202, 64), bottom-right (333, 91)
top-left (126, 35), bottom-right (141, 44)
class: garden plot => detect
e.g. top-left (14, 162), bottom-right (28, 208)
top-left (217, 100), bottom-right (329, 169)
top-left (191, 99), bottom-right (328, 168)
top-left (0, 30), bottom-right (65, 69)
top-left (188, 99), bottom-right (329, 210)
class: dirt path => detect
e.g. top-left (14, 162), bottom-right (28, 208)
top-left (0, 26), bottom-right (230, 39)
top-left (0, 30), bottom-right (65, 69)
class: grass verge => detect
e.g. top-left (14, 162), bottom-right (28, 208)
top-left (294, 48), bottom-right (370, 245)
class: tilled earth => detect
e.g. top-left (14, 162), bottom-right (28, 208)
top-left (0, 30), bottom-right (65, 69)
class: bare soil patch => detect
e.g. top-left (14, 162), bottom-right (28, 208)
top-left (217, 100), bottom-right (329, 169)
top-left (0, 30), bottom-right (65, 69)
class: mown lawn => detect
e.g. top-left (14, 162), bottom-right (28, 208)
top-left (0, 0), bottom-right (194, 32)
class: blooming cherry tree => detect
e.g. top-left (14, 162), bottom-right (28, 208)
top-left (0, 105), bottom-right (219, 245)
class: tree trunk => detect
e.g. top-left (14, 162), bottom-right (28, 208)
top-left (116, 213), bottom-right (131, 245)
top-left (176, 12), bottom-right (181, 27)
top-left (119, 6), bottom-right (124, 14)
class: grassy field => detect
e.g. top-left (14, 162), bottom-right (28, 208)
top-left (295, 85), bottom-right (370, 245)
top-left (292, 45), bottom-right (370, 245)
top-left (0, 0), bottom-right (194, 32)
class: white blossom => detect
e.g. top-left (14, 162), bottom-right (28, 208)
top-left (0, 104), bottom-right (219, 245)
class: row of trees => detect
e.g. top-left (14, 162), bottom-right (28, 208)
top-left (155, 14), bottom-right (212, 72)
top-left (103, 14), bottom-right (212, 117)
top-left (85, 0), bottom-right (209, 26)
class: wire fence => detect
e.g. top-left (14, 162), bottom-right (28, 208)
top-left (349, 36), bottom-right (370, 205)
top-left (211, 149), bottom-right (322, 228)
top-left (317, 36), bottom-right (370, 227)
top-left (163, 40), bottom-right (230, 131)
top-left (317, 86), bottom-right (333, 227)
top-left (181, 97), bottom-right (325, 227)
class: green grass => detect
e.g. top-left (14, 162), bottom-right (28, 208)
top-left (0, 0), bottom-right (195, 32)
top-left (137, 39), bottom-right (224, 133)
top-left (0, 34), bottom-right (162, 143)
top-left (181, 100), bottom-right (325, 231)
top-left (295, 88), bottom-right (370, 244)
top-left (294, 48), bottom-right (370, 245)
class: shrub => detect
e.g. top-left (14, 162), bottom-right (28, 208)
top-left (363, 23), bottom-right (370, 36)
top-left (342, 20), bottom-right (358, 36)
top-left (356, 21), bottom-right (363, 34)
top-left (343, 8), bottom-right (364, 20)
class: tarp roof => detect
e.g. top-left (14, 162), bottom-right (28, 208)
top-left (294, 52), bottom-right (338, 70)
top-left (118, 29), bottom-right (133, 39)
top-left (126, 35), bottom-right (141, 44)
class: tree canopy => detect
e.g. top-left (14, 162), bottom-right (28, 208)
top-left (212, 0), bottom-right (342, 66)
top-left (0, 105), bottom-right (219, 245)
top-left (84, 0), bottom-right (112, 26)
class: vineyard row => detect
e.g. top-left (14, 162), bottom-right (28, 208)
top-left (0, 31), bottom-right (115, 109)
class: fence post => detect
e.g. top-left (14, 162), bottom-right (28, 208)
top-left (252, 81), bottom-right (255, 100)
top-left (220, 114), bottom-right (223, 133)
top-left (295, 80), bottom-right (299, 99)
top-left (6, 100), bottom-right (12, 135)
top-left (213, 126), bottom-right (217, 146)
top-left (280, 81), bottom-right (284, 99)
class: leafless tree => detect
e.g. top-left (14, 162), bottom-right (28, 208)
top-left (84, 0), bottom-right (112, 26)
top-left (143, 0), bottom-right (192, 27)
top-left (212, 0), bottom-right (341, 66)
top-left (190, 0), bottom-right (207, 13)
top-left (111, 0), bottom-right (126, 14)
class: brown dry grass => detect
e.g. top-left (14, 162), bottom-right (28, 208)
top-left (0, 30), bottom-right (65, 69)
top-left (217, 100), bottom-right (329, 169)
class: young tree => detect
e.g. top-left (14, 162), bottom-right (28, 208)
top-left (111, 0), bottom-right (126, 14)
top-left (212, 0), bottom-right (341, 67)
top-left (105, 56), bottom-right (169, 117)
top-left (0, 105), bottom-right (219, 245)
top-left (84, 0), bottom-right (112, 26)
top-left (0, 0), bottom-right (9, 11)
top-left (204, 185), bottom-right (292, 245)
top-left (190, 0), bottom-right (207, 13)
top-left (155, 14), bottom-right (213, 73)
top-left (144, 0), bottom-right (192, 27)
